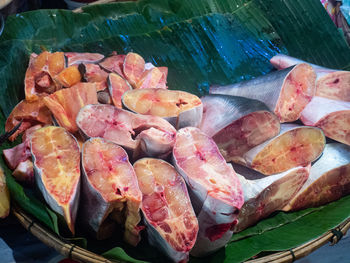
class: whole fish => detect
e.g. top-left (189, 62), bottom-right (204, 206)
top-left (172, 127), bottom-right (243, 256)
top-left (270, 54), bottom-right (350, 101)
top-left (243, 124), bottom-right (325, 175)
top-left (300, 96), bottom-right (350, 145)
top-left (199, 94), bottom-right (280, 163)
top-left (232, 164), bottom-right (310, 233)
top-left (210, 63), bottom-right (316, 123)
top-left (284, 143), bottom-right (350, 211)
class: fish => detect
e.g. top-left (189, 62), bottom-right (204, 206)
top-left (122, 88), bottom-right (203, 129)
top-left (79, 63), bottom-right (109, 91)
top-left (3, 124), bottom-right (42, 183)
top-left (172, 127), bottom-right (243, 256)
top-left (54, 65), bottom-right (82, 88)
top-left (300, 96), bottom-right (350, 145)
top-left (12, 159), bottom-right (34, 185)
top-left (65, 52), bottom-right (105, 66)
top-left (232, 164), bottom-right (310, 233)
top-left (43, 82), bottom-right (98, 133)
top-left (5, 99), bottom-right (52, 141)
top-left (31, 126), bottom-right (81, 234)
top-left (243, 124), bottom-right (326, 175)
top-left (199, 94), bottom-right (280, 163)
top-left (123, 52), bottom-right (146, 87)
top-left (270, 54), bottom-right (350, 101)
top-left (135, 67), bottom-right (168, 89)
top-left (284, 143), bottom-right (350, 211)
top-left (108, 73), bottom-right (132, 108)
top-left (210, 63), bottom-right (316, 122)
top-left (76, 104), bottom-right (176, 159)
top-left (99, 54), bottom-right (126, 78)
top-left (25, 52), bottom-right (66, 101)
top-left (80, 138), bottom-right (142, 245)
top-left (134, 158), bottom-right (198, 262)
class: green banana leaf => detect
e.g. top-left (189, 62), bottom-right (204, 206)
top-left (0, 0), bottom-right (349, 262)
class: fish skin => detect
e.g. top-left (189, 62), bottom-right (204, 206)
top-left (210, 63), bottom-right (316, 122)
top-left (300, 96), bottom-right (350, 145)
top-left (172, 127), bottom-right (243, 256)
top-left (270, 54), bottom-right (350, 101)
top-left (284, 143), bottom-right (350, 211)
top-left (232, 164), bottom-right (310, 233)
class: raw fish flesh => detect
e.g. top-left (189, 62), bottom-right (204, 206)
top-left (122, 88), bottom-right (203, 129)
top-left (243, 124), bottom-right (325, 175)
top-left (172, 127), bottom-right (243, 256)
top-left (25, 52), bottom-right (65, 101)
top-left (76, 104), bottom-right (176, 158)
top-left (108, 73), bottom-right (132, 108)
top-left (210, 64), bottom-right (316, 122)
top-left (300, 96), bottom-right (350, 145)
top-left (199, 94), bottom-right (280, 163)
top-left (65, 52), bottom-right (104, 66)
top-left (232, 164), bottom-right (309, 232)
top-left (134, 158), bottom-right (198, 262)
top-left (5, 99), bottom-right (51, 141)
top-left (270, 54), bottom-right (350, 101)
top-left (99, 54), bottom-right (126, 77)
top-left (81, 138), bottom-right (142, 245)
top-left (43, 82), bottom-right (98, 133)
top-left (31, 126), bottom-right (80, 234)
top-left (284, 143), bottom-right (350, 211)
top-left (123, 52), bottom-right (145, 87)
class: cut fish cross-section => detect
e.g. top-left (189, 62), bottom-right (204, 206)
top-left (76, 104), bottom-right (176, 158)
top-left (172, 127), bottom-right (243, 256)
top-left (232, 164), bottom-right (310, 233)
top-left (300, 96), bottom-right (350, 146)
top-left (81, 138), bottom-right (142, 245)
top-left (30, 126), bottom-right (81, 234)
top-left (122, 88), bottom-right (203, 129)
top-left (284, 143), bottom-right (350, 211)
top-left (134, 158), bottom-right (198, 262)
top-left (243, 124), bottom-right (326, 175)
top-left (199, 94), bottom-right (280, 162)
top-left (210, 63), bottom-right (316, 123)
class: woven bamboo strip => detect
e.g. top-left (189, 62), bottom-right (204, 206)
top-left (12, 204), bottom-right (350, 263)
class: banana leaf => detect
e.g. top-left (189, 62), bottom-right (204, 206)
top-left (0, 0), bottom-right (350, 262)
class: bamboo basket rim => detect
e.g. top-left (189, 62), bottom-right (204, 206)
top-left (12, 203), bottom-right (350, 263)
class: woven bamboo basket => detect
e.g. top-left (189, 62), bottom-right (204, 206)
top-left (12, 204), bottom-right (350, 263)
top-left (6, 1), bottom-right (349, 262)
